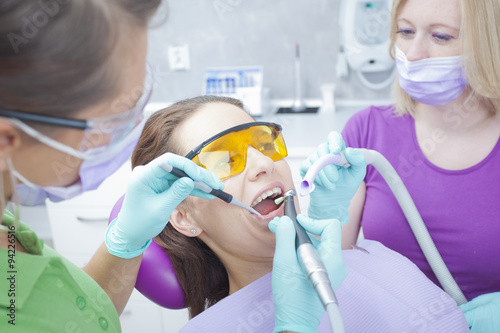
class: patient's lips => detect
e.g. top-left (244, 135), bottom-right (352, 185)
top-left (251, 186), bottom-right (284, 218)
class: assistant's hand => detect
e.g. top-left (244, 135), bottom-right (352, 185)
top-left (269, 214), bottom-right (348, 333)
top-left (105, 153), bottom-right (223, 258)
top-left (459, 292), bottom-right (500, 333)
top-left (300, 132), bottom-right (366, 225)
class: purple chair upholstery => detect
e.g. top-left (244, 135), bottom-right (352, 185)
top-left (108, 195), bottom-right (186, 309)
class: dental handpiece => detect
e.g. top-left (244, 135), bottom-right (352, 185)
top-left (282, 189), bottom-right (339, 309)
top-left (160, 163), bottom-right (261, 216)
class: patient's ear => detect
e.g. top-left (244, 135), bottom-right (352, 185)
top-left (169, 207), bottom-right (203, 237)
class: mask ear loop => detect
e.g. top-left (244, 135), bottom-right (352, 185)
top-left (0, 167), bottom-right (6, 232)
top-left (4, 157), bottom-right (20, 230)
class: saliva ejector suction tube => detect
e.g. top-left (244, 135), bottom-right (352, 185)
top-left (301, 149), bottom-right (467, 306)
top-left (283, 189), bottom-right (345, 333)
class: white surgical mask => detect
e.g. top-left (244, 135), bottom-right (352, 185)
top-left (395, 45), bottom-right (467, 106)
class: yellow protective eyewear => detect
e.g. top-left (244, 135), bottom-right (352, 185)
top-left (185, 122), bottom-right (288, 180)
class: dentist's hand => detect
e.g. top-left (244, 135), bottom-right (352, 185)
top-left (269, 214), bottom-right (348, 333)
top-left (459, 292), bottom-right (500, 333)
top-left (300, 132), bottom-right (366, 225)
top-left (105, 153), bottom-right (223, 258)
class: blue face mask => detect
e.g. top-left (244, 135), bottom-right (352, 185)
top-left (395, 45), bottom-right (467, 106)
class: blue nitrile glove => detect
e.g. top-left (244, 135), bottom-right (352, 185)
top-left (105, 153), bottom-right (223, 258)
top-left (300, 131), bottom-right (366, 225)
top-left (269, 214), bottom-right (348, 333)
top-left (459, 292), bottom-right (500, 333)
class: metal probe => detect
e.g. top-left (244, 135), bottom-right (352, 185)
top-left (159, 162), bottom-right (261, 216)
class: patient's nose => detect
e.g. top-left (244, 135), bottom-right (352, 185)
top-left (246, 146), bottom-right (274, 180)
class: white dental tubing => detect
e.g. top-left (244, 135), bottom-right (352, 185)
top-left (301, 149), bottom-right (468, 306)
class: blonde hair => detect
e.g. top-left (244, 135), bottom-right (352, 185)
top-left (388, 0), bottom-right (500, 116)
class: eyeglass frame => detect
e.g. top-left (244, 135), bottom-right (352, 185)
top-left (0, 65), bottom-right (154, 132)
top-left (185, 121), bottom-right (285, 160)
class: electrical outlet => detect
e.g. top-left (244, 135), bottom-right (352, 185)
top-left (168, 44), bottom-right (190, 71)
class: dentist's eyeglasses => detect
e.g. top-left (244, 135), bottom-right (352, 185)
top-left (0, 66), bottom-right (153, 152)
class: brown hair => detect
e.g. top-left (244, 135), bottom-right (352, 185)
top-left (0, 0), bottom-right (161, 121)
top-left (131, 95), bottom-right (246, 318)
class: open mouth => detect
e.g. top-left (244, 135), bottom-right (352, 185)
top-left (251, 187), bottom-right (284, 216)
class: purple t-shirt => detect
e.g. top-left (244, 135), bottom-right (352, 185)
top-left (342, 104), bottom-right (500, 301)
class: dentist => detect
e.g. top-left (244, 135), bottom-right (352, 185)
top-left (0, 1), bottom-right (224, 331)
top-left (302, 0), bottom-right (500, 332)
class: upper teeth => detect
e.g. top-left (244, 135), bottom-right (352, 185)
top-left (251, 187), bottom-right (282, 207)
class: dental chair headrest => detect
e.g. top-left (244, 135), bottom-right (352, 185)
top-left (108, 195), bottom-right (186, 309)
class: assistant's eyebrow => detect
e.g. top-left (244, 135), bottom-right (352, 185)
top-left (398, 18), bottom-right (459, 34)
top-left (396, 18), bottom-right (415, 26)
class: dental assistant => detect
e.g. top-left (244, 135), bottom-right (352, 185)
top-left (0, 1), bottom-right (222, 331)
top-left (302, 0), bottom-right (500, 332)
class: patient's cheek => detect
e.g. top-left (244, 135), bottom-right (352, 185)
top-left (189, 196), bottom-right (218, 217)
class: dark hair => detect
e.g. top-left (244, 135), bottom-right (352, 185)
top-left (131, 95), bottom-right (246, 318)
top-left (0, 0), bottom-right (161, 119)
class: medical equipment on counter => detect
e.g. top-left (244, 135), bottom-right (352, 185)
top-left (278, 44), bottom-right (320, 114)
top-left (283, 189), bottom-right (344, 333)
top-left (204, 66), bottom-right (264, 116)
top-left (160, 162), bottom-right (261, 216)
top-left (301, 149), bottom-right (468, 305)
top-left (291, 43), bottom-right (305, 112)
top-left (337, 0), bottom-right (395, 90)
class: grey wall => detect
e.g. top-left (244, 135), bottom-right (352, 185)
top-left (147, 0), bottom-right (392, 104)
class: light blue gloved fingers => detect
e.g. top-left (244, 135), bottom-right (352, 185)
top-left (327, 131), bottom-right (347, 153)
top-left (459, 292), bottom-right (500, 333)
top-left (316, 142), bottom-right (339, 191)
top-left (143, 176), bottom-right (194, 231)
top-left (125, 157), bottom-right (212, 201)
top-left (299, 131), bottom-right (346, 191)
top-left (316, 132), bottom-right (346, 190)
top-left (299, 131), bottom-right (348, 193)
top-left (296, 214), bottom-right (348, 290)
top-left (107, 176), bottom-right (196, 258)
top-left (269, 216), bottom-right (299, 270)
top-left (269, 216), bottom-right (324, 333)
top-left (303, 132), bottom-right (366, 224)
top-left (145, 152), bottom-right (224, 200)
top-left (344, 147), bottom-right (367, 180)
top-left (299, 143), bottom-right (338, 191)
top-left (106, 153), bottom-right (223, 259)
top-left (268, 216), bottom-right (303, 303)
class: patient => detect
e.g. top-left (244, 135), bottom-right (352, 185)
top-left (131, 96), bottom-right (468, 332)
